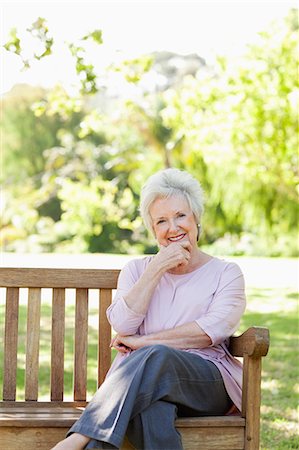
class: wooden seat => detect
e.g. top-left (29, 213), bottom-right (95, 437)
top-left (0, 267), bottom-right (269, 450)
top-left (0, 403), bottom-right (246, 449)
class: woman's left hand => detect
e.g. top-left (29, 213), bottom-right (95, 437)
top-left (110, 334), bottom-right (145, 353)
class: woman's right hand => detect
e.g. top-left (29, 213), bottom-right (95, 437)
top-left (120, 241), bottom-right (192, 318)
top-left (151, 241), bottom-right (192, 273)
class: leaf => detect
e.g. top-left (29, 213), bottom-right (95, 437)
top-left (3, 27), bottom-right (21, 56)
top-left (82, 29), bottom-right (103, 45)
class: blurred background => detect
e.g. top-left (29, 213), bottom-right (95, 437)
top-left (0, 3), bottom-right (298, 448)
top-left (1, 0), bottom-right (298, 258)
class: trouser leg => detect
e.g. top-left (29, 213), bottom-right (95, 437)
top-left (126, 400), bottom-right (182, 450)
top-left (85, 440), bottom-right (116, 449)
top-left (68, 345), bottom-right (231, 449)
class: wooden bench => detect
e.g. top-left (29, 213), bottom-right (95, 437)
top-left (0, 267), bottom-right (269, 450)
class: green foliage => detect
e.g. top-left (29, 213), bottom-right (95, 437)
top-left (27, 17), bottom-right (54, 60)
top-left (112, 54), bottom-right (154, 83)
top-left (159, 9), bottom-right (298, 245)
top-left (82, 29), bottom-right (103, 45)
top-left (1, 10), bottom-right (298, 255)
top-left (68, 43), bottom-right (98, 94)
top-left (1, 85), bottom-right (84, 182)
top-left (3, 27), bottom-right (21, 55)
top-left (3, 27), bottom-right (28, 68)
top-left (1, 85), bottom-right (60, 181)
top-left (3, 18), bottom-right (54, 69)
top-left (32, 85), bottom-right (83, 119)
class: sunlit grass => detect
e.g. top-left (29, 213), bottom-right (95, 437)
top-left (239, 287), bottom-right (298, 450)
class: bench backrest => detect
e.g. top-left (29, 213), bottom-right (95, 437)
top-left (0, 268), bottom-right (119, 403)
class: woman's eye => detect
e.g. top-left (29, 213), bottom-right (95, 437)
top-left (178, 214), bottom-right (185, 218)
top-left (157, 220), bottom-right (165, 225)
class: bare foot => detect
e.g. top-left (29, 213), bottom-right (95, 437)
top-left (51, 432), bottom-right (90, 450)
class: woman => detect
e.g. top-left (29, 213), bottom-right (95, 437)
top-left (53, 168), bottom-right (246, 450)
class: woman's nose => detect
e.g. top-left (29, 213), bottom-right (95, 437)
top-left (168, 219), bottom-right (179, 233)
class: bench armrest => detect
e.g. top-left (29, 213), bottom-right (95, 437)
top-left (229, 326), bottom-right (270, 358)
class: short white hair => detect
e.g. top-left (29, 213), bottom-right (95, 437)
top-left (140, 168), bottom-right (204, 233)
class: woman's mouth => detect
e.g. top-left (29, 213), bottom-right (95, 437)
top-left (168, 233), bottom-right (187, 242)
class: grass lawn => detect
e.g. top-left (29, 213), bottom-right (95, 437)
top-left (239, 286), bottom-right (298, 449)
top-left (0, 256), bottom-right (298, 449)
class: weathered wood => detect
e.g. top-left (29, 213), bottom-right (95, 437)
top-left (0, 267), bottom-right (120, 288)
top-left (1, 427), bottom-right (69, 450)
top-left (175, 416), bottom-right (245, 427)
top-left (0, 401), bottom-right (87, 409)
top-left (242, 355), bottom-right (262, 450)
top-left (1, 427), bottom-right (135, 450)
top-left (0, 267), bottom-right (270, 450)
top-left (98, 288), bottom-right (112, 387)
top-left (0, 405), bottom-right (83, 426)
top-left (0, 419), bottom-right (245, 450)
top-left (51, 288), bottom-right (65, 401)
top-left (0, 404), bottom-right (245, 427)
top-left (3, 287), bottom-right (19, 401)
top-left (178, 427), bottom-right (244, 450)
top-left (74, 288), bottom-right (88, 401)
top-left (229, 327), bottom-right (269, 357)
top-left (25, 288), bottom-right (41, 401)
top-left (0, 404), bottom-right (245, 450)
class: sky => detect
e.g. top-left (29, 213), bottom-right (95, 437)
top-left (1, 0), bottom-right (297, 94)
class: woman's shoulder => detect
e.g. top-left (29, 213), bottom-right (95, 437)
top-left (122, 255), bottom-right (154, 277)
top-left (208, 257), bottom-right (244, 277)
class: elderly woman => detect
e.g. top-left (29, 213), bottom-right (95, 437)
top-left (53, 168), bottom-right (246, 450)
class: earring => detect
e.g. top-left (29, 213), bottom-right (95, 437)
top-left (197, 224), bottom-right (201, 241)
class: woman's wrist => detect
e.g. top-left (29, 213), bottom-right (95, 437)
top-left (147, 258), bottom-right (166, 280)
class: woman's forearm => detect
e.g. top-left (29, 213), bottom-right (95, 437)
top-left (113, 322), bottom-right (212, 352)
top-left (123, 261), bottom-right (164, 315)
top-left (142, 322), bottom-right (211, 349)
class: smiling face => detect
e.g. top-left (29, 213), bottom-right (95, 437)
top-left (150, 194), bottom-right (199, 251)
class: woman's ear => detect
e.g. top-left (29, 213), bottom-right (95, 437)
top-left (196, 224), bottom-right (201, 241)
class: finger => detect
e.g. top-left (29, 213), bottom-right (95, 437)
top-left (178, 260), bottom-right (188, 268)
top-left (118, 343), bottom-right (131, 353)
top-left (184, 253), bottom-right (191, 261)
top-left (115, 345), bottom-right (128, 354)
top-left (180, 241), bottom-right (192, 252)
top-left (110, 337), bottom-right (116, 347)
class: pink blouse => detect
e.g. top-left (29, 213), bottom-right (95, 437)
top-left (106, 256), bottom-right (246, 411)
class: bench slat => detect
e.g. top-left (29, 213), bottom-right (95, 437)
top-left (0, 405), bottom-right (245, 449)
top-left (74, 289), bottom-right (88, 401)
top-left (3, 287), bottom-right (19, 401)
top-left (51, 288), bottom-right (66, 401)
top-left (0, 404), bottom-right (245, 427)
top-left (25, 288), bottom-right (41, 401)
top-left (0, 268), bottom-right (120, 288)
top-left (0, 426), bottom-right (245, 450)
top-left (98, 288), bottom-right (112, 387)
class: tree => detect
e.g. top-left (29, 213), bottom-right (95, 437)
top-left (2, 10), bottom-right (298, 256)
top-left (159, 9), bottom-right (298, 251)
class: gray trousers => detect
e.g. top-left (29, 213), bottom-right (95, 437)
top-left (67, 345), bottom-right (232, 450)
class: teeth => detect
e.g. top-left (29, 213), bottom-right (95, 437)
top-left (169, 234), bottom-right (186, 241)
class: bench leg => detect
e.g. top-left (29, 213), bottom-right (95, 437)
top-left (242, 354), bottom-right (262, 450)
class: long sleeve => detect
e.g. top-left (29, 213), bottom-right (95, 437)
top-left (195, 263), bottom-right (246, 346)
top-left (106, 260), bottom-right (146, 335)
